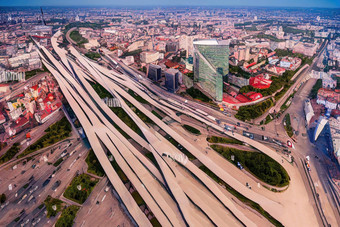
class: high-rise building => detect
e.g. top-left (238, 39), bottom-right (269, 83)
top-left (166, 42), bottom-right (179, 52)
top-left (165, 68), bottom-right (180, 93)
top-left (193, 39), bottom-right (229, 102)
top-left (148, 64), bottom-right (162, 82)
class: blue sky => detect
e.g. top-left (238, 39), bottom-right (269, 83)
top-left (0, 0), bottom-right (339, 8)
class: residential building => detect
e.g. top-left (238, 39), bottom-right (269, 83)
top-left (293, 42), bottom-right (318, 57)
top-left (317, 88), bottom-right (340, 110)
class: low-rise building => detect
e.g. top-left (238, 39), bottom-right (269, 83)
top-left (249, 74), bottom-right (272, 89)
top-left (317, 88), bottom-right (340, 110)
top-left (293, 42), bottom-right (318, 57)
top-left (265, 65), bottom-right (286, 75)
top-left (279, 57), bottom-right (302, 71)
top-left (140, 51), bottom-right (160, 64)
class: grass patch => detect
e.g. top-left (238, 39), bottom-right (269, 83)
top-left (183, 124), bottom-right (201, 135)
top-left (110, 107), bottom-right (143, 136)
top-left (53, 158), bottom-right (63, 167)
top-left (264, 114), bottom-right (274, 125)
top-left (207, 136), bottom-right (243, 145)
top-left (110, 157), bottom-right (129, 184)
top-left (128, 89), bottom-right (148, 104)
top-left (0, 142), bottom-right (7, 151)
top-left (284, 114), bottom-right (294, 138)
top-left (24, 67), bottom-right (47, 80)
top-left (152, 110), bottom-right (162, 120)
top-left (89, 80), bottom-right (113, 98)
top-left (229, 65), bottom-right (252, 79)
top-left (235, 99), bottom-right (274, 121)
top-left (199, 165), bottom-right (284, 227)
top-left (86, 149), bottom-right (105, 177)
top-left (309, 79), bottom-right (322, 99)
top-left (165, 135), bottom-right (196, 160)
top-left (44, 195), bottom-right (63, 218)
top-left (55, 205), bottom-right (80, 227)
top-left (274, 83), bottom-right (292, 101)
top-left (125, 100), bottom-right (154, 125)
top-left (150, 217), bottom-right (162, 227)
top-left (0, 143), bottom-right (20, 164)
top-left (186, 87), bottom-right (213, 103)
top-left (85, 52), bottom-right (101, 61)
top-left (256, 33), bottom-right (285, 42)
top-left (131, 190), bottom-right (145, 206)
top-left (18, 117), bottom-right (72, 158)
top-left (69, 30), bottom-right (88, 46)
top-left (145, 152), bottom-right (160, 171)
top-left (64, 22), bottom-right (104, 33)
top-left (210, 145), bottom-right (289, 187)
top-left (120, 49), bottom-right (142, 57)
top-left (64, 174), bottom-right (98, 204)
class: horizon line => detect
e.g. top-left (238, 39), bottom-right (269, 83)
top-left (0, 5), bottom-right (340, 9)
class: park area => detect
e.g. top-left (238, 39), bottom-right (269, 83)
top-left (63, 174), bottom-right (98, 204)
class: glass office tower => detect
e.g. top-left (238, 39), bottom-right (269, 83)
top-left (193, 40), bottom-right (229, 102)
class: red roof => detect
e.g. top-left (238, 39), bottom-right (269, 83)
top-left (245, 92), bottom-right (263, 101)
top-left (31, 85), bottom-right (38, 90)
top-left (249, 75), bottom-right (272, 89)
top-left (245, 62), bottom-right (256, 69)
top-left (32, 35), bottom-right (50, 39)
top-left (165, 60), bottom-right (179, 68)
top-left (236, 94), bottom-right (251, 103)
top-left (223, 93), bottom-right (241, 104)
top-left (14, 117), bottom-right (29, 128)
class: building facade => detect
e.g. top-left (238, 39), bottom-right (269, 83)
top-left (193, 39), bottom-right (229, 102)
top-left (165, 68), bottom-right (180, 93)
top-left (148, 64), bottom-right (162, 82)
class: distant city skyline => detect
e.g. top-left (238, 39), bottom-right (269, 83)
top-left (0, 0), bottom-right (339, 8)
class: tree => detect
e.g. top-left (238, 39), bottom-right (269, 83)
top-left (0, 193), bottom-right (6, 204)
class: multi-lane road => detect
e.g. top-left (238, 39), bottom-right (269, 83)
top-left (31, 30), bottom-right (339, 227)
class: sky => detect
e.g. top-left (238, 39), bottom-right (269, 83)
top-left (0, 0), bottom-right (339, 8)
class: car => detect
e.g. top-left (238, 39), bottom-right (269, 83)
top-left (262, 136), bottom-right (269, 141)
top-left (42, 179), bottom-right (50, 187)
top-left (32, 218), bottom-right (41, 226)
top-left (243, 131), bottom-right (254, 139)
top-left (52, 180), bottom-right (61, 191)
top-left (287, 140), bottom-right (292, 148)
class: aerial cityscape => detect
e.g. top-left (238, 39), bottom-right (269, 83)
top-left (0, 1), bottom-right (339, 227)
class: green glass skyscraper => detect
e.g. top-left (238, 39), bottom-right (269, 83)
top-left (193, 39), bottom-right (229, 102)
